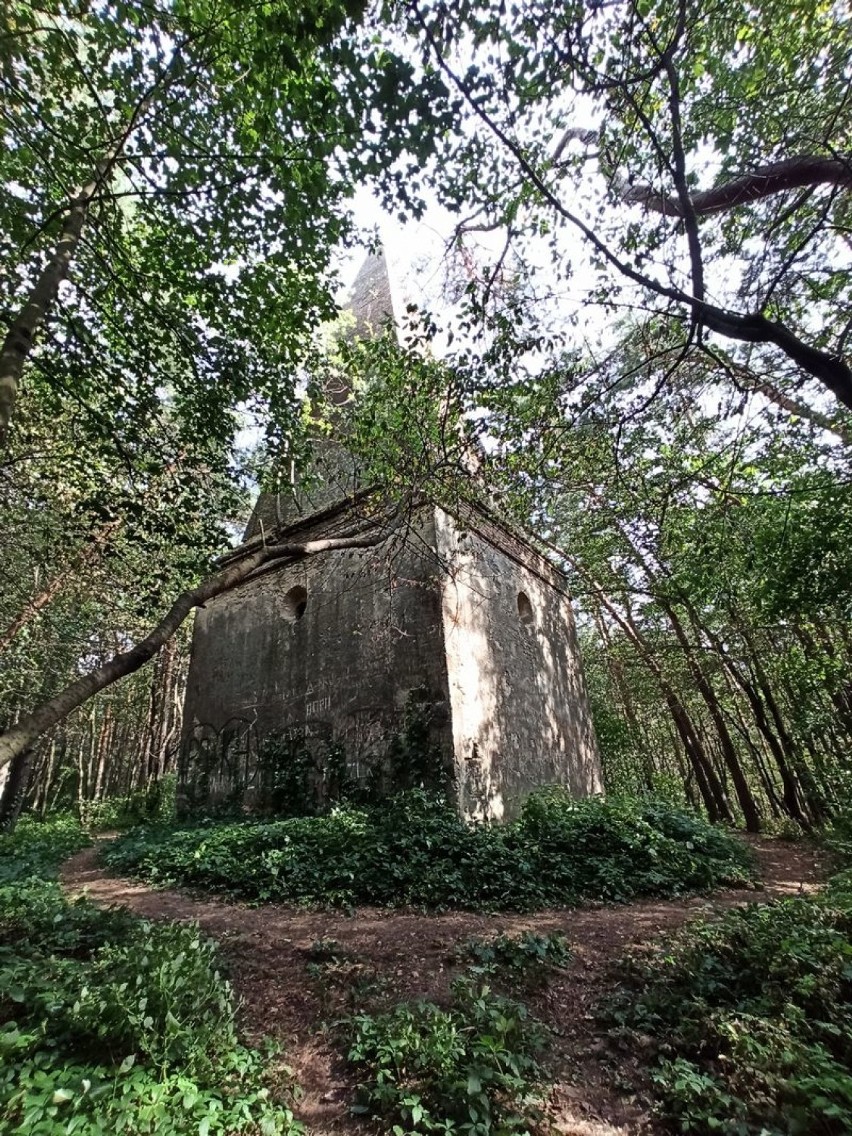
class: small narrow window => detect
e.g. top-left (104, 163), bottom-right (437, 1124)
top-left (517, 591), bottom-right (534, 626)
top-left (284, 585), bottom-right (308, 623)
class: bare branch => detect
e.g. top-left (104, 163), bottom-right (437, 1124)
top-left (562, 130), bottom-right (852, 217)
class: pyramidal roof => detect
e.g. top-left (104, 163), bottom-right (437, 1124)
top-left (243, 249), bottom-right (396, 540)
top-left (348, 247), bottom-right (397, 340)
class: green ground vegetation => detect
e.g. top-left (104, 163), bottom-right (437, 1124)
top-left (348, 974), bottom-right (548, 1136)
top-left (0, 816), bottom-right (301, 1135)
top-left (605, 818), bottom-right (852, 1135)
top-left (300, 926), bottom-right (564, 1136)
top-left (455, 931), bottom-right (572, 990)
top-left (100, 789), bottom-right (754, 911)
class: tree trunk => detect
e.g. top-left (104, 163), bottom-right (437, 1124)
top-left (660, 600), bottom-right (762, 831)
top-left (0, 749), bottom-right (33, 830)
top-left (565, 556), bottom-right (732, 821)
top-left (696, 616), bottom-right (813, 827)
top-left (594, 610), bottom-right (656, 791)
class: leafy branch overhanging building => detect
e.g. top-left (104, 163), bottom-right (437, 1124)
top-left (179, 253), bottom-right (602, 819)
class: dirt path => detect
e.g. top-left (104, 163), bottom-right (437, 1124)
top-left (61, 837), bottom-right (826, 1136)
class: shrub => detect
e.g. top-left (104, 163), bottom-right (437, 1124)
top-left (605, 896), bottom-right (852, 1134)
top-left (80, 775), bottom-right (177, 833)
top-left (0, 877), bottom-right (138, 954)
top-left (0, 809), bottom-right (301, 1135)
top-left (102, 789), bottom-right (753, 911)
top-left (456, 932), bottom-right (571, 988)
top-left (349, 977), bottom-right (546, 1135)
top-left (0, 1044), bottom-right (293, 1136)
top-left (1, 920), bottom-right (237, 1076)
top-left (0, 813), bottom-right (89, 882)
top-left (508, 792), bottom-right (754, 902)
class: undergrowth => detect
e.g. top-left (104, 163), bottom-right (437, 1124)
top-left (79, 774), bottom-right (177, 833)
top-left (605, 860), bottom-right (852, 1133)
top-left (455, 932), bottom-right (571, 989)
top-left (0, 813), bottom-right (90, 882)
top-left (348, 976), bottom-right (547, 1135)
top-left (0, 815), bottom-right (301, 1135)
top-left (101, 789), bottom-right (753, 911)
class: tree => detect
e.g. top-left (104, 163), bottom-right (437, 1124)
top-left (467, 317), bottom-right (852, 826)
top-left (0, 0), bottom-right (455, 782)
top-left (399, 0), bottom-right (852, 419)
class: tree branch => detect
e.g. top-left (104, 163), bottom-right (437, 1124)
top-left (0, 511), bottom-right (398, 769)
top-left (415, 25), bottom-right (852, 408)
top-left (560, 130), bottom-right (852, 217)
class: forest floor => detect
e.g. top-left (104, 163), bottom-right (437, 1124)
top-left (61, 837), bottom-right (827, 1136)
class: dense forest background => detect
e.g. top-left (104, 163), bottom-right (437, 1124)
top-left (1, 0), bottom-right (850, 832)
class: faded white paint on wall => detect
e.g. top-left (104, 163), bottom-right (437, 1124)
top-left (435, 508), bottom-right (602, 821)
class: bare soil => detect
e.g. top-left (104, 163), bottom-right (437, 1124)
top-left (60, 837), bottom-right (827, 1136)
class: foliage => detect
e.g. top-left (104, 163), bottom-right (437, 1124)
top-left (348, 976), bottom-right (547, 1135)
top-left (605, 888), bottom-right (852, 1134)
top-left (80, 775), bottom-right (177, 834)
top-left (514, 791), bottom-right (754, 901)
top-left (0, 806), bottom-right (301, 1134)
top-left (824, 807), bottom-right (852, 869)
top-left (101, 789), bottom-right (753, 910)
top-left (455, 932), bottom-right (571, 989)
top-left (0, 1044), bottom-right (292, 1136)
top-left (0, 0), bottom-right (460, 773)
top-left (400, 0), bottom-right (852, 406)
top-left (0, 813), bottom-right (89, 882)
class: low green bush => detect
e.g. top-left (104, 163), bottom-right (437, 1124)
top-left (0, 813), bottom-right (89, 882)
top-left (824, 804), bottom-right (852, 868)
top-left (0, 815), bottom-right (301, 1135)
top-left (102, 789), bottom-right (753, 911)
top-left (605, 894), bottom-right (852, 1134)
top-left (2, 921), bottom-right (237, 1076)
top-left (80, 774), bottom-right (177, 833)
top-left (0, 877), bottom-right (138, 954)
top-left (456, 931), bottom-right (571, 988)
top-left (0, 1039), bottom-right (292, 1136)
top-left (349, 976), bottom-right (546, 1135)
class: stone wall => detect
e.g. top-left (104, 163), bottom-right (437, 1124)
top-left (180, 504), bottom-right (454, 810)
top-left (435, 507), bottom-right (601, 821)
top-left (180, 497), bottom-right (601, 817)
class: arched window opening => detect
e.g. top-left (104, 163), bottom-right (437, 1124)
top-left (517, 591), bottom-right (534, 626)
top-left (284, 585), bottom-right (308, 623)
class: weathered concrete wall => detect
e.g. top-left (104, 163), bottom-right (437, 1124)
top-left (182, 493), bottom-right (601, 818)
top-left (181, 505), bottom-right (454, 808)
top-left (435, 507), bottom-right (602, 821)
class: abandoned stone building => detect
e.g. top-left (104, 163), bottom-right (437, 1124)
top-left (179, 253), bottom-right (601, 820)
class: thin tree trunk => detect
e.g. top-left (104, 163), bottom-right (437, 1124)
top-left (566, 558), bottom-right (732, 820)
top-left (0, 520), bottom-right (122, 654)
top-left (0, 749), bottom-right (34, 829)
top-left (93, 708), bottom-right (113, 801)
top-left (594, 611), bottom-right (655, 791)
top-left (736, 621), bottom-right (826, 824)
top-left (660, 600), bottom-right (762, 831)
top-left (36, 739), bottom-right (57, 815)
top-left (695, 616), bottom-right (812, 827)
